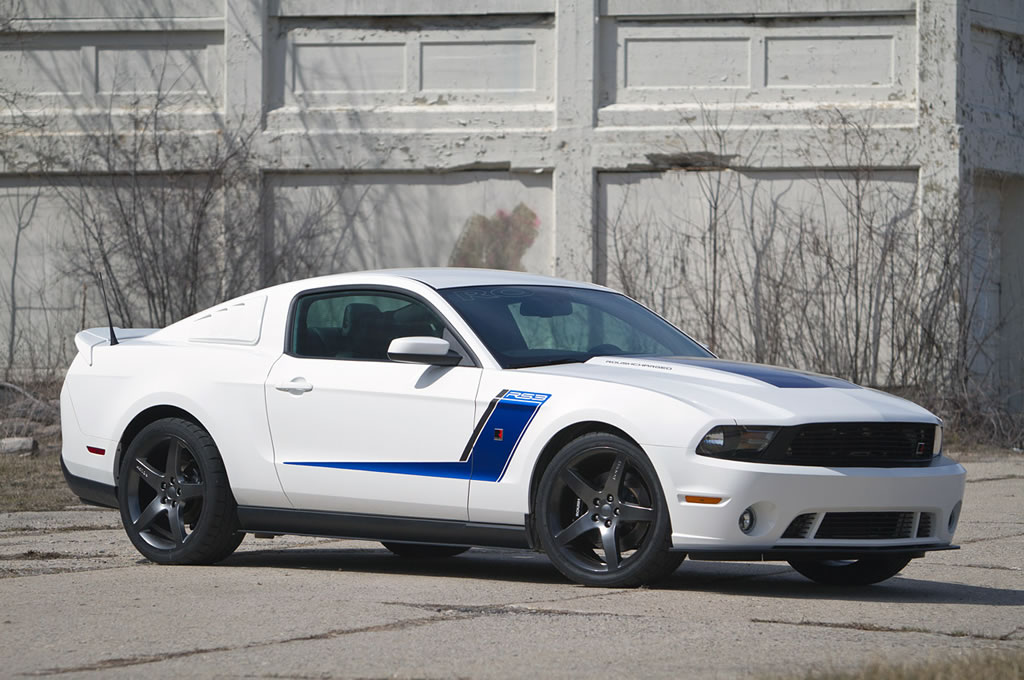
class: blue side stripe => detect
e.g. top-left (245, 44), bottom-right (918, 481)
top-left (286, 459), bottom-right (471, 479)
top-left (283, 390), bottom-right (550, 483)
top-left (469, 393), bottom-right (547, 482)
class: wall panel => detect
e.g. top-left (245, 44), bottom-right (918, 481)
top-left (598, 15), bottom-right (916, 127)
top-left (268, 17), bottom-right (554, 130)
top-left (266, 172), bottom-right (554, 280)
top-left (0, 31), bottom-right (224, 112)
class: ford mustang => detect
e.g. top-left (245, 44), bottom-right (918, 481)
top-left (60, 268), bottom-right (965, 587)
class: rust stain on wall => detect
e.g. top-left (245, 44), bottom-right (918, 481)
top-left (448, 203), bottom-right (539, 271)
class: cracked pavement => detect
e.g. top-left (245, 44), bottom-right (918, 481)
top-left (0, 458), bottom-right (1021, 678)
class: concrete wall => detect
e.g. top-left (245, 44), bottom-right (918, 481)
top-left (0, 0), bottom-right (1021, 400)
top-left (962, 1), bottom-right (1024, 406)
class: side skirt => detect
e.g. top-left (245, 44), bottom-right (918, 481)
top-left (236, 506), bottom-right (530, 549)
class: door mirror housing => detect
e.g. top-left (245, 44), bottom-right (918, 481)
top-left (387, 336), bottom-right (462, 366)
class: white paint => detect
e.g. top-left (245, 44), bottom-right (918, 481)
top-left (189, 296), bottom-right (267, 346)
top-left (59, 269), bottom-right (966, 561)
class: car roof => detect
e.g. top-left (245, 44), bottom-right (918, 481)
top-left (269, 268), bottom-right (608, 293)
top-left (382, 268), bottom-right (606, 291)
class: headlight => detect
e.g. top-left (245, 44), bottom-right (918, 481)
top-left (933, 425), bottom-right (943, 456)
top-left (696, 426), bottom-right (779, 459)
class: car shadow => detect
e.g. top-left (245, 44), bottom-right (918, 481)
top-left (221, 544), bottom-right (568, 585)
top-left (654, 560), bottom-right (1024, 605)
top-left (218, 545), bottom-right (1024, 605)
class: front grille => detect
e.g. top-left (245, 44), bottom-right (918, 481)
top-left (782, 513), bottom-right (816, 538)
top-left (815, 512), bottom-right (915, 540)
top-left (767, 422), bottom-right (936, 467)
top-left (916, 513), bottom-right (934, 538)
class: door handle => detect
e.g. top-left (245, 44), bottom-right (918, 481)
top-left (275, 378), bottom-right (313, 393)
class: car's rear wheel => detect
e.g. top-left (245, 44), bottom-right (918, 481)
top-left (535, 432), bottom-right (684, 587)
top-left (787, 556), bottom-right (912, 586)
top-left (381, 542), bottom-right (470, 558)
top-left (118, 417), bottom-right (243, 564)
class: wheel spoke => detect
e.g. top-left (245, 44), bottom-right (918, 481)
top-left (618, 502), bottom-right (654, 523)
top-left (555, 513), bottom-right (597, 545)
top-left (134, 496), bottom-right (165, 532)
top-left (176, 482), bottom-right (204, 501)
top-left (133, 458), bottom-right (165, 491)
top-left (166, 439), bottom-right (183, 480)
top-left (562, 468), bottom-right (600, 504)
top-left (600, 525), bottom-right (620, 570)
top-left (602, 455), bottom-right (627, 498)
top-left (168, 504), bottom-right (186, 545)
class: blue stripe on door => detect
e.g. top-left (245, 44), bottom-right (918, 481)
top-left (284, 390), bottom-right (550, 483)
top-left (470, 391), bottom-right (549, 482)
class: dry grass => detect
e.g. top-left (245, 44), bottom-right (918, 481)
top-left (0, 449), bottom-right (80, 512)
top-left (0, 380), bottom-right (82, 512)
top-left (779, 649), bottom-right (1024, 680)
top-left (946, 444), bottom-right (1024, 462)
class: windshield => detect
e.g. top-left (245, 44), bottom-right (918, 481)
top-left (440, 285), bottom-right (713, 369)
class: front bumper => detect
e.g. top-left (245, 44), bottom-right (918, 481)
top-left (646, 445), bottom-right (966, 553)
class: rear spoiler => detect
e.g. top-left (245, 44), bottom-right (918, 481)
top-left (74, 327), bottom-right (158, 365)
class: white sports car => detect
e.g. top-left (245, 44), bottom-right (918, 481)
top-left (60, 268), bottom-right (965, 587)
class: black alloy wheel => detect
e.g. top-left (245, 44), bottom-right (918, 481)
top-left (118, 417), bottom-right (243, 564)
top-left (381, 542), bottom-right (470, 558)
top-left (788, 556), bottom-right (913, 586)
top-left (536, 433), bottom-right (684, 587)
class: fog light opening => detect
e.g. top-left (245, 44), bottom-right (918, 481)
top-left (739, 507), bottom-right (756, 534)
top-left (948, 501), bottom-right (961, 534)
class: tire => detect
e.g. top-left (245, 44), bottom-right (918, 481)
top-left (117, 417), bottom-right (243, 565)
top-left (535, 432), bottom-right (684, 587)
top-left (787, 556), bottom-right (912, 586)
top-left (381, 542), bottom-right (470, 558)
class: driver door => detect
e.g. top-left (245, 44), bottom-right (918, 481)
top-left (265, 288), bottom-right (481, 520)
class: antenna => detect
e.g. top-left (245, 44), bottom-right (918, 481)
top-left (97, 275), bottom-right (119, 346)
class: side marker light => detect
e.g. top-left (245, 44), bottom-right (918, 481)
top-left (684, 495), bottom-right (722, 505)
top-left (86, 446), bottom-right (106, 455)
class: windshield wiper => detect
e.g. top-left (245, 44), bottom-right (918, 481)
top-left (515, 357), bottom-right (589, 368)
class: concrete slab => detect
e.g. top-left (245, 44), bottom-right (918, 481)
top-left (0, 460), bottom-right (1020, 678)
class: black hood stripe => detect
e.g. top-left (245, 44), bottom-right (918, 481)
top-left (659, 357), bottom-right (859, 389)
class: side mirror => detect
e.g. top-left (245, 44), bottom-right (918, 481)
top-left (387, 336), bottom-right (462, 366)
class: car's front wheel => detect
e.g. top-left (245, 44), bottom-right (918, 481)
top-left (535, 432), bottom-right (684, 587)
top-left (787, 556), bottom-right (912, 586)
top-left (118, 417), bottom-right (243, 564)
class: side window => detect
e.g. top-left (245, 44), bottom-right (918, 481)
top-left (291, 291), bottom-right (455, 361)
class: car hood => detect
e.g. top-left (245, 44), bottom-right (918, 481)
top-left (522, 356), bottom-right (938, 425)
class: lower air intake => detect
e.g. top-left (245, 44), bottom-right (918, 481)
top-left (814, 512), bottom-right (916, 540)
top-left (782, 513), bottom-right (816, 539)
